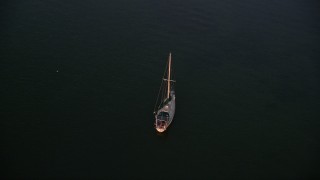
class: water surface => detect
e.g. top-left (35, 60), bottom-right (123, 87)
top-left (1, 0), bottom-right (320, 179)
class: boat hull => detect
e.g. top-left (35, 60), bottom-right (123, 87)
top-left (155, 91), bottom-right (175, 132)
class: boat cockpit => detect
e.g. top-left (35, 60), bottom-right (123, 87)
top-left (157, 112), bottom-right (169, 121)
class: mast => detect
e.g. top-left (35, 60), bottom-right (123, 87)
top-left (167, 53), bottom-right (171, 99)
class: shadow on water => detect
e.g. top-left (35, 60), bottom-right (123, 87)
top-left (156, 131), bottom-right (168, 137)
top-left (155, 128), bottom-right (171, 139)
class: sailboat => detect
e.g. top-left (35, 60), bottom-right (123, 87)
top-left (154, 53), bottom-right (176, 133)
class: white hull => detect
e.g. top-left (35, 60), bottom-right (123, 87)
top-left (154, 53), bottom-right (175, 133)
top-left (155, 91), bottom-right (175, 132)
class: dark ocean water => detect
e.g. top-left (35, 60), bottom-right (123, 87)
top-left (1, 0), bottom-right (320, 179)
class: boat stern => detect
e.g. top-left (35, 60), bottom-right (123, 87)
top-left (156, 127), bottom-right (166, 133)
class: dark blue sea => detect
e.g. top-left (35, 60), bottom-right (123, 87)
top-left (1, 0), bottom-right (320, 179)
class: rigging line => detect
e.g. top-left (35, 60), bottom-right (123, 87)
top-left (153, 56), bottom-right (169, 114)
top-left (154, 78), bottom-right (164, 114)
